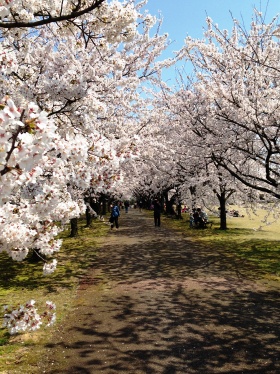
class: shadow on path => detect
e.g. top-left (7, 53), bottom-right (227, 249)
top-left (44, 210), bottom-right (280, 374)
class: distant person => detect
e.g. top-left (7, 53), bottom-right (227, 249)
top-left (196, 207), bottom-right (208, 228)
top-left (153, 198), bottom-right (162, 227)
top-left (193, 208), bottom-right (199, 227)
top-left (110, 201), bottom-right (120, 229)
top-left (189, 210), bottom-right (195, 228)
top-left (138, 200), bottom-right (143, 212)
top-left (124, 200), bottom-right (129, 213)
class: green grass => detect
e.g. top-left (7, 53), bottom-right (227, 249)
top-left (161, 207), bottom-right (280, 281)
top-left (0, 216), bottom-right (109, 372)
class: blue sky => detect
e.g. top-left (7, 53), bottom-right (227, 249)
top-left (142, 0), bottom-right (280, 84)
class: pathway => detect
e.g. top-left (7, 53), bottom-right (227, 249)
top-left (42, 209), bottom-right (279, 374)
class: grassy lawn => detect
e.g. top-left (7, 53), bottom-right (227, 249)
top-left (0, 216), bottom-right (110, 372)
top-left (160, 206), bottom-right (280, 282)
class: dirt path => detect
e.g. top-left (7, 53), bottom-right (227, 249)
top-left (42, 209), bottom-right (279, 374)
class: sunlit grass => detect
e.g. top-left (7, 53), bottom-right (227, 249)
top-left (160, 207), bottom-right (280, 281)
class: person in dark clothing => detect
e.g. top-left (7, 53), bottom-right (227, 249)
top-left (124, 200), bottom-right (129, 213)
top-left (193, 208), bottom-right (199, 227)
top-left (138, 200), bottom-right (143, 212)
top-left (110, 202), bottom-right (120, 229)
top-left (153, 198), bottom-right (161, 227)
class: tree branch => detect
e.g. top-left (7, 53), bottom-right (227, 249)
top-left (0, 0), bottom-right (105, 29)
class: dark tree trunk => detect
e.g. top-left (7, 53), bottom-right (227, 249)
top-left (108, 198), bottom-right (114, 214)
top-left (218, 192), bottom-right (227, 230)
top-left (189, 186), bottom-right (197, 209)
top-left (70, 217), bottom-right (78, 237)
top-left (177, 202), bottom-right (183, 219)
top-left (85, 207), bottom-right (92, 227)
top-left (163, 191), bottom-right (172, 215)
top-left (101, 195), bottom-right (107, 215)
top-left (160, 195), bottom-right (165, 214)
top-left (90, 198), bottom-right (100, 215)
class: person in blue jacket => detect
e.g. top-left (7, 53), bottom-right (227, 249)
top-left (110, 201), bottom-right (120, 229)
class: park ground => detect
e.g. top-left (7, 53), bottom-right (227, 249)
top-left (3, 209), bottom-right (280, 373)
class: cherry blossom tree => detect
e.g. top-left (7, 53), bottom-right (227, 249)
top-left (142, 80), bottom-right (252, 229)
top-left (0, 0), bottom-right (170, 258)
top-left (0, 0), bottom-right (172, 333)
top-left (176, 11), bottom-right (280, 201)
top-left (138, 10), bottom-right (280, 230)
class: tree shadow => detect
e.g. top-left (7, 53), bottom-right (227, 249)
top-left (42, 211), bottom-right (280, 373)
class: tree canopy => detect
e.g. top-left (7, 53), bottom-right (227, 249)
top-left (2, 2), bottom-right (280, 333)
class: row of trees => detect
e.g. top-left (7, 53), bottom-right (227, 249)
top-left (0, 0), bottom-right (172, 270)
top-left (0, 0), bottom-right (173, 333)
top-left (133, 11), bottom-right (280, 230)
top-left (2, 1), bottom-right (280, 332)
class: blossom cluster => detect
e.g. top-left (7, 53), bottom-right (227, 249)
top-left (3, 300), bottom-right (56, 335)
top-left (0, 97), bottom-right (86, 265)
top-left (0, 0), bottom-right (139, 44)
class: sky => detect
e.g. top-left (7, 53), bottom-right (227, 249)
top-left (142, 0), bottom-right (280, 84)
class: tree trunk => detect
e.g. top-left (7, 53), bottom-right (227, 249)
top-left (70, 217), bottom-right (78, 237)
top-left (101, 195), bottom-right (107, 215)
top-left (164, 191), bottom-right (173, 215)
top-left (189, 186), bottom-right (197, 209)
top-left (218, 192), bottom-right (227, 230)
top-left (177, 202), bottom-right (183, 219)
top-left (90, 198), bottom-right (100, 216)
top-left (85, 207), bottom-right (92, 227)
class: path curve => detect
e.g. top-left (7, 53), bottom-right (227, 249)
top-left (43, 209), bottom-right (279, 374)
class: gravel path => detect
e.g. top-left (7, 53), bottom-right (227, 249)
top-left (44, 209), bottom-right (280, 374)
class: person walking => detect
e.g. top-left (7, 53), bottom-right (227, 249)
top-left (124, 200), bottom-right (129, 213)
top-left (153, 198), bottom-right (162, 227)
top-left (110, 201), bottom-right (120, 229)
